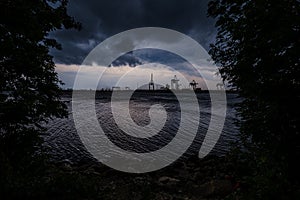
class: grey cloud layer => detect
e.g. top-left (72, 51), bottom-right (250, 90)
top-left (50, 0), bottom-right (215, 65)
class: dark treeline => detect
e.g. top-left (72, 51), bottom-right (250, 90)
top-left (208, 0), bottom-right (300, 199)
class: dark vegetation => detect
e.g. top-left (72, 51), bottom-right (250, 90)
top-left (0, 0), bottom-right (81, 198)
top-left (208, 0), bottom-right (300, 199)
top-left (0, 0), bottom-right (299, 199)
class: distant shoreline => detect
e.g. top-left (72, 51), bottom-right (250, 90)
top-left (62, 89), bottom-right (239, 95)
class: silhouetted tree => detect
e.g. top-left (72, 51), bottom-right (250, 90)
top-left (0, 0), bottom-right (80, 187)
top-left (208, 0), bottom-right (300, 199)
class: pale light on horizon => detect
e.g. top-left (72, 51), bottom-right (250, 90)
top-left (55, 63), bottom-right (218, 90)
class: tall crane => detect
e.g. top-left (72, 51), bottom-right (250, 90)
top-left (149, 73), bottom-right (154, 90)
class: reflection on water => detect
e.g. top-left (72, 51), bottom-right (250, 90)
top-left (43, 92), bottom-right (241, 164)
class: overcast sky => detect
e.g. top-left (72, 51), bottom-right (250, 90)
top-left (51, 0), bottom-right (218, 89)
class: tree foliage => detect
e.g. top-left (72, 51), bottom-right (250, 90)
top-left (0, 0), bottom-right (80, 131)
top-left (208, 0), bottom-right (300, 199)
top-left (0, 0), bottom-right (80, 181)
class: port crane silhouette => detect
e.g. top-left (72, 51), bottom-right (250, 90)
top-left (189, 80), bottom-right (198, 90)
top-left (149, 73), bottom-right (155, 90)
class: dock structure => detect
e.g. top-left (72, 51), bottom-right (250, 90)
top-left (112, 86), bottom-right (121, 91)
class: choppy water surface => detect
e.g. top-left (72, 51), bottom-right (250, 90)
top-left (44, 92), bottom-right (241, 164)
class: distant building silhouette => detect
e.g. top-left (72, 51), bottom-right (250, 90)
top-left (171, 75), bottom-right (180, 90)
top-left (165, 84), bottom-right (170, 89)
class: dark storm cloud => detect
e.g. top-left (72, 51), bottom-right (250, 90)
top-left (50, 0), bottom-right (216, 65)
top-left (109, 47), bottom-right (211, 72)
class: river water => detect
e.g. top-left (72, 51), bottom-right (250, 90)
top-left (44, 91), bottom-right (241, 164)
